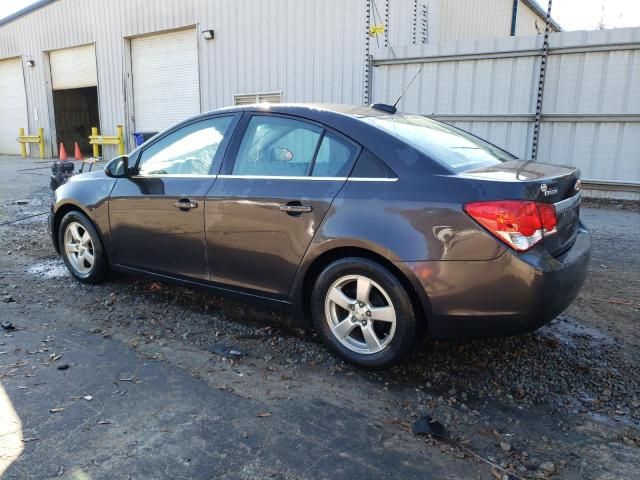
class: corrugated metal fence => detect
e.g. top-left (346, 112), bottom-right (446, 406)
top-left (372, 27), bottom-right (640, 199)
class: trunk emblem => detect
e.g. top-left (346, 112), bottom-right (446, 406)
top-left (540, 183), bottom-right (558, 196)
top-left (574, 180), bottom-right (581, 191)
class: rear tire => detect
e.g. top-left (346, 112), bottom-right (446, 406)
top-left (58, 211), bottom-right (108, 284)
top-left (311, 257), bottom-right (417, 369)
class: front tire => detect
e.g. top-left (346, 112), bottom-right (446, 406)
top-left (58, 211), bottom-right (108, 284)
top-left (311, 257), bottom-right (417, 369)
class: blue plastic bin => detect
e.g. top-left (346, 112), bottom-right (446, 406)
top-left (133, 131), bottom-right (158, 147)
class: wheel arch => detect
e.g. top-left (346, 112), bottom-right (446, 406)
top-left (297, 246), bottom-right (431, 334)
top-left (53, 204), bottom-right (108, 264)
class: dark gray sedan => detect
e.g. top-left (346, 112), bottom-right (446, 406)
top-left (49, 104), bottom-right (590, 369)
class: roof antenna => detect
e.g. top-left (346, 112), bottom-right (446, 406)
top-left (371, 66), bottom-right (423, 114)
top-left (393, 66), bottom-right (423, 109)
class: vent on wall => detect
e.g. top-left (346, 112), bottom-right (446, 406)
top-left (234, 92), bottom-right (282, 105)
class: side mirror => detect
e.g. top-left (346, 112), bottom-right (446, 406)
top-left (104, 155), bottom-right (129, 178)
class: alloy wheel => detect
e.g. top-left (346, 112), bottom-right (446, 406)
top-left (63, 221), bottom-right (95, 275)
top-left (324, 274), bottom-right (397, 355)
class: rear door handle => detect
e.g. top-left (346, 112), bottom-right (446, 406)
top-left (173, 199), bottom-right (198, 211)
top-left (279, 202), bottom-right (313, 214)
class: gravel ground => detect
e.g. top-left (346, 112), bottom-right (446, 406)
top-left (1, 158), bottom-right (639, 479)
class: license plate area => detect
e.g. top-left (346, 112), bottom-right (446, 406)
top-left (546, 193), bottom-right (581, 256)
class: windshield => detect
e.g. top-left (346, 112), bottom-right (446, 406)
top-left (363, 114), bottom-right (515, 172)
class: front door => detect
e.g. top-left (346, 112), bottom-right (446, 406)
top-left (205, 113), bottom-right (359, 297)
top-left (109, 115), bottom-right (237, 280)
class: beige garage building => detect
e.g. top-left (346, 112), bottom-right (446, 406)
top-left (0, 0), bottom-right (557, 159)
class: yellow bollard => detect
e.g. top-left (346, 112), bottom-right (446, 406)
top-left (38, 128), bottom-right (45, 159)
top-left (91, 127), bottom-right (99, 158)
top-left (18, 128), bottom-right (27, 158)
top-left (89, 126), bottom-right (125, 158)
top-left (116, 125), bottom-right (125, 156)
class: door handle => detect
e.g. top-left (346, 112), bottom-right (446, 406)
top-left (173, 199), bottom-right (198, 211)
top-left (279, 203), bottom-right (312, 214)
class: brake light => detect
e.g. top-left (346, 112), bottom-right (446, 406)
top-left (463, 201), bottom-right (557, 252)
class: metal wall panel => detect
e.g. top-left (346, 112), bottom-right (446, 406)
top-left (0, 0), bottom-right (367, 158)
top-left (435, 0), bottom-right (512, 42)
top-left (382, 0), bottom-right (547, 49)
top-left (371, 27), bottom-right (640, 198)
top-left (387, 0), bottom-right (418, 47)
top-left (516, 2), bottom-right (544, 36)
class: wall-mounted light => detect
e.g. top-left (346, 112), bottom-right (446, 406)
top-left (25, 59), bottom-right (35, 68)
top-left (202, 29), bottom-right (215, 40)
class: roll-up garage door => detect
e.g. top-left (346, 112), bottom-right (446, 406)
top-left (131, 29), bottom-right (200, 132)
top-left (50, 44), bottom-right (97, 90)
top-left (0, 58), bottom-right (29, 155)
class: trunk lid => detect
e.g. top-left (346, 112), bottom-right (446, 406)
top-left (462, 160), bottom-right (582, 256)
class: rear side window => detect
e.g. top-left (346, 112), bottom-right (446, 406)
top-left (351, 149), bottom-right (395, 178)
top-left (232, 115), bottom-right (358, 178)
top-left (311, 133), bottom-right (358, 177)
top-left (363, 114), bottom-right (515, 173)
top-left (233, 116), bottom-right (321, 176)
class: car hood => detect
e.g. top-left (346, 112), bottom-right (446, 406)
top-left (68, 169), bottom-right (109, 182)
top-left (53, 166), bottom-right (117, 214)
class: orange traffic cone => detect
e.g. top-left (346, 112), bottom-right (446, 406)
top-left (74, 142), bottom-right (83, 160)
top-left (59, 142), bottom-right (68, 161)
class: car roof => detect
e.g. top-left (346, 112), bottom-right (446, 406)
top-left (149, 103), bottom-right (450, 177)
top-left (199, 103), bottom-right (391, 119)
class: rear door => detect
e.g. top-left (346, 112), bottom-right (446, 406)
top-left (205, 113), bottom-right (360, 297)
top-left (109, 114), bottom-right (238, 280)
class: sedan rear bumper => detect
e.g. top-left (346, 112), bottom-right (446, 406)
top-left (403, 225), bottom-right (591, 340)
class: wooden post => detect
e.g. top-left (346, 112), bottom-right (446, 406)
top-left (18, 128), bottom-right (27, 158)
top-left (91, 127), bottom-right (99, 158)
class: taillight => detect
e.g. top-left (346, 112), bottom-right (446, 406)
top-left (463, 201), bottom-right (557, 252)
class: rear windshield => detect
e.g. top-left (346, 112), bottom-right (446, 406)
top-left (362, 114), bottom-right (515, 172)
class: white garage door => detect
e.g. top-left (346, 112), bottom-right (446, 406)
top-left (131, 29), bottom-right (200, 132)
top-left (50, 44), bottom-right (97, 90)
top-left (0, 58), bottom-right (29, 155)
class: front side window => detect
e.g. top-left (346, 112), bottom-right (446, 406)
top-left (137, 116), bottom-right (233, 176)
top-left (363, 114), bottom-right (515, 173)
top-left (232, 116), bottom-right (322, 176)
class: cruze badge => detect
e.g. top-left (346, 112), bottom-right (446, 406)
top-left (540, 183), bottom-right (558, 196)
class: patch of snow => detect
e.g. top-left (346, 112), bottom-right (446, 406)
top-left (27, 259), bottom-right (69, 279)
